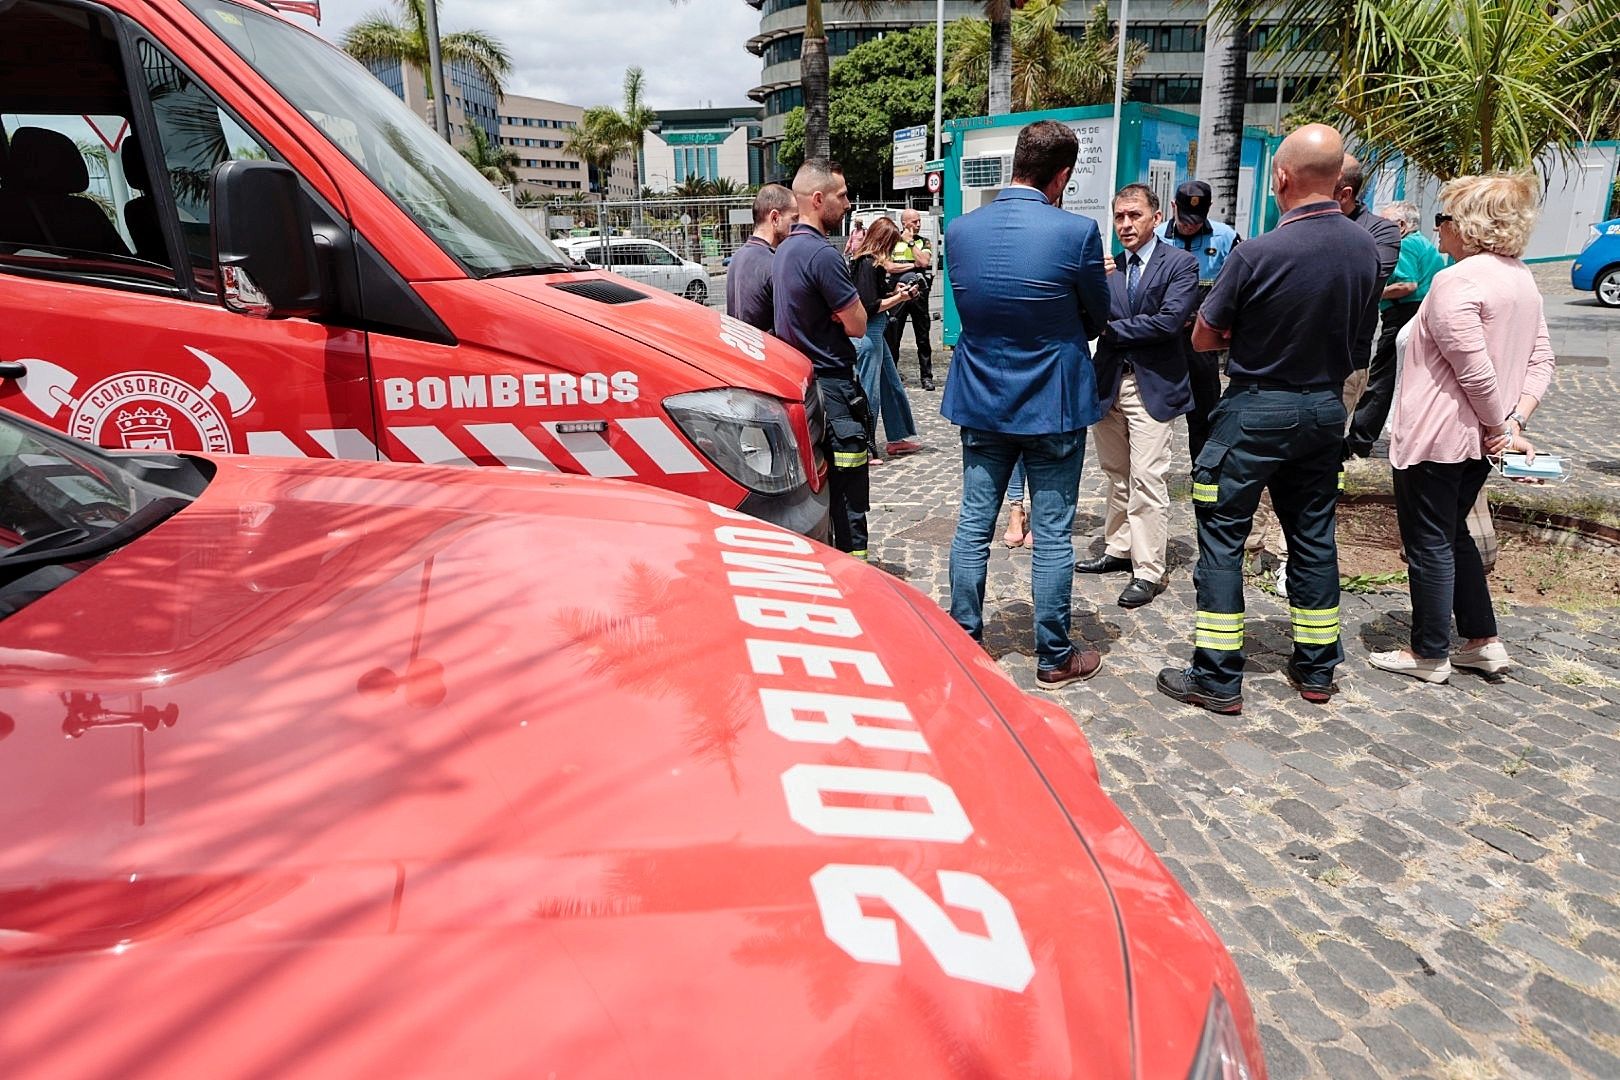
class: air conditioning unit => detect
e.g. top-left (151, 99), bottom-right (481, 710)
top-left (961, 153), bottom-right (1011, 189)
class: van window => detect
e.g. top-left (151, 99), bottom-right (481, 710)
top-left (0, 0), bottom-right (175, 289)
top-left (136, 39), bottom-right (274, 294)
top-left (646, 245), bottom-right (680, 266)
top-left (184, 0), bottom-right (571, 278)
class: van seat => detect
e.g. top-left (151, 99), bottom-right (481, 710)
top-left (0, 126), bottom-right (130, 256)
top-left (119, 137), bottom-right (167, 264)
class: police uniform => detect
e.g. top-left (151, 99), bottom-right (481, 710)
top-left (885, 231), bottom-right (934, 389)
top-left (1160, 200), bottom-right (1379, 711)
top-left (1158, 182), bottom-right (1238, 462)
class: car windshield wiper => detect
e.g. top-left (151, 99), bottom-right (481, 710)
top-left (0, 497), bottom-right (190, 585)
top-left (480, 263), bottom-right (576, 279)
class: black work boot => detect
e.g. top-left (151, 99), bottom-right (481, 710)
top-left (1156, 667), bottom-right (1243, 715)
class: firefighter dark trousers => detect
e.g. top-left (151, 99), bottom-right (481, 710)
top-left (1190, 384), bottom-right (1347, 695)
top-left (819, 374), bottom-right (873, 559)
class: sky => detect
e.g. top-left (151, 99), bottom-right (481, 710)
top-left (306, 0), bottom-right (764, 111)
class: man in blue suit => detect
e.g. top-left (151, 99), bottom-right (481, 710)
top-left (942, 120), bottom-right (1111, 689)
top-left (1080, 183), bottom-right (1201, 609)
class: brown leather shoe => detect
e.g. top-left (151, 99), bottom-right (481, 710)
top-left (1035, 647), bottom-right (1103, 690)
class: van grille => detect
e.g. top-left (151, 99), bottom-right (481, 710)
top-left (548, 280), bottom-right (648, 304)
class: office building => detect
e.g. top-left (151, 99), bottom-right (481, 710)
top-left (641, 106), bottom-right (766, 190)
top-left (362, 60), bottom-right (635, 200)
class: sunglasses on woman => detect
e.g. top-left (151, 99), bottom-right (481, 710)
top-left (1434, 212), bottom-right (1454, 227)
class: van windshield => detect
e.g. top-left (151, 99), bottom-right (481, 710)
top-left (183, 0), bottom-right (570, 278)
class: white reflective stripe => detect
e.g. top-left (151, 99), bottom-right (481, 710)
top-left (388, 426), bottom-right (475, 467)
top-left (617, 416), bottom-right (707, 474)
top-left (464, 422), bottom-right (560, 471)
top-left (245, 431), bottom-right (308, 457)
top-left (307, 428), bottom-right (379, 460)
top-left (542, 422), bottom-right (634, 477)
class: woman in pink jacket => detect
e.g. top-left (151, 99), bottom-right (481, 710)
top-left (1369, 174), bottom-right (1556, 684)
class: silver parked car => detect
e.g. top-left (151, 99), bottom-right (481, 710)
top-left (559, 237), bottom-right (710, 303)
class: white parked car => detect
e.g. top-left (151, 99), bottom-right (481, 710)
top-left (560, 237), bottom-right (711, 303)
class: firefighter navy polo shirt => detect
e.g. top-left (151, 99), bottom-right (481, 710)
top-left (726, 235), bottom-right (777, 333)
top-left (772, 222), bottom-right (859, 378)
top-left (1199, 201), bottom-right (1379, 386)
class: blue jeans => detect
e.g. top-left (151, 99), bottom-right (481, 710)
top-left (1005, 460), bottom-right (1025, 504)
top-left (949, 426), bottom-right (1086, 670)
top-left (852, 313), bottom-right (917, 444)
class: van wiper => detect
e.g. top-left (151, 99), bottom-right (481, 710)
top-left (481, 263), bottom-right (576, 279)
top-left (0, 497), bottom-right (190, 586)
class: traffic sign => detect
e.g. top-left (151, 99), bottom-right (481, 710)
top-left (926, 172), bottom-right (942, 194)
top-left (893, 124), bottom-right (930, 191)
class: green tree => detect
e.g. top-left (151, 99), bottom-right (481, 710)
top-left (777, 24), bottom-right (985, 197)
top-left (947, 1), bottom-right (1143, 115)
top-left (1208, 0), bottom-right (1620, 178)
top-left (984, 0), bottom-right (1029, 116)
top-left (341, 0), bottom-right (512, 101)
top-left (458, 117), bottom-right (519, 186)
top-left (619, 67), bottom-right (659, 206)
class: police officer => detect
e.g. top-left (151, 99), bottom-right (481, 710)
top-left (1158, 179), bottom-right (1237, 461)
top-left (885, 208), bottom-right (936, 390)
top-left (1157, 124), bottom-right (1379, 714)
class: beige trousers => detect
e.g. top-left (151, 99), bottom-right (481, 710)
top-left (1093, 371), bottom-right (1174, 582)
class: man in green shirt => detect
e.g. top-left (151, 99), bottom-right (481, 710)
top-left (1347, 200), bottom-right (1447, 457)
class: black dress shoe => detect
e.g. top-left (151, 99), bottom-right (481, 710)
top-left (1035, 646), bottom-right (1103, 690)
top-left (1155, 667), bottom-right (1243, 715)
top-left (1076, 553), bottom-right (1132, 575)
top-left (1117, 577), bottom-right (1166, 608)
top-left (921, 376), bottom-right (937, 391)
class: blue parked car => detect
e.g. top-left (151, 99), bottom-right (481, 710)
top-left (1572, 217), bottom-right (1620, 307)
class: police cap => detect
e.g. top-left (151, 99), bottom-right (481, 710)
top-left (1174, 179), bottom-right (1212, 232)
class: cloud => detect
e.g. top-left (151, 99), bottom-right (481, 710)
top-left (308, 0), bottom-right (763, 110)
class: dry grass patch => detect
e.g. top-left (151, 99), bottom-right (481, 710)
top-left (1437, 1056), bottom-right (1505, 1080)
top-left (1542, 653), bottom-right (1619, 689)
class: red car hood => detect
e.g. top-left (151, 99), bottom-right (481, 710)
top-left (483, 270), bottom-right (812, 401)
top-left (0, 457), bottom-right (1134, 1079)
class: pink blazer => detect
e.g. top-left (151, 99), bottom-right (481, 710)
top-left (1389, 253), bottom-right (1556, 469)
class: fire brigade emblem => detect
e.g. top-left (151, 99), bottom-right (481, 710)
top-left (14, 346), bottom-right (256, 454)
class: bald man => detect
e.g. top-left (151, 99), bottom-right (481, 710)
top-left (1158, 124), bottom-right (1378, 714)
top-left (885, 207), bottom-right (936, 389)
top-left (773, 160), bottom-right (872, 558)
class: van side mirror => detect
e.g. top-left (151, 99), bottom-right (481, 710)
top-left (211, 160), bottom-right (325, 319)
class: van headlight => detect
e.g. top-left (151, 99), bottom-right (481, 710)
top-left (666, 388), bottom-right (805, 495)
top-left (1185, 989), bottom-right (1256, 1080)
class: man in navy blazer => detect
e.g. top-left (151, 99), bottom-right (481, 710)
top-left (942, 120), bottom-right (1111, 689)
top-left (1080, 183), bottom-right (1201, 609)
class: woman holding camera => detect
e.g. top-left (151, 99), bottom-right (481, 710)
top-left (849, 217), bottom-right (923, 457)
top-left (1369, 174), bottom-right (1556, 684)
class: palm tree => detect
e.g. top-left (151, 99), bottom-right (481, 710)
top-left (984, 0), bottom-right (1029, 116)
top-left (458, 117), bottom-right (520, 186)
top-left (342, 0), bottom-right (512, 111)
top-left (1197, 8), bottom-right (1249, 226)
top-left (1209, 0), bottom-right (1620, 180)
top-left (563, 105), bottom-right (633, 269)
top-left (949, 1), bottom-right (1142, 114)
top-left (619, 67), bottom-right (659, 212)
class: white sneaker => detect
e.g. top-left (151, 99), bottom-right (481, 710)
top-left (1368, 650), bottom-right (1452, 684)
top-left (1452, 641), bottom-right (1512, 674)
top-left (1274, 558), bottom-right (1288, 599)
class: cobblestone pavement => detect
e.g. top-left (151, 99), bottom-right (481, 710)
top-left (868, 275), bottom-right (1620, 1079)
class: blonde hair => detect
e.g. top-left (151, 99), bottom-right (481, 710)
top-left (1438, 173), bottom-right (1540, 258)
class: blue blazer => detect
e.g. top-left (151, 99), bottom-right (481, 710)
top-left (1094, 243), bottom-right (1201, 422)
top-left (941, 187), bottom-right (1111, 435)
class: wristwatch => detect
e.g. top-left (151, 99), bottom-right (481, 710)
top-left (1508, 410), bottom-right (1529, 431)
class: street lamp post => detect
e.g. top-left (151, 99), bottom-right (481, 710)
top-left (1105, 0), bottom-right (1129, 248)
top-left (932, 0), bottom-right (944, 215)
